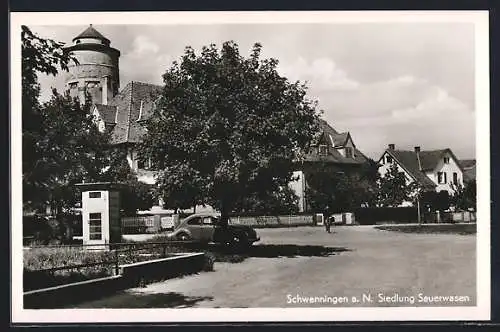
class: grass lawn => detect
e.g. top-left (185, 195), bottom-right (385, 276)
top-left (374, 223), bottom-right (476, 235)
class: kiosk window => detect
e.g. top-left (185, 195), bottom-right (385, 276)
top-left (89, 213), bottom-right (102, 240)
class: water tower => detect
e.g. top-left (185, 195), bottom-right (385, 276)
top-left (63, 25), bottom-right (120, 105)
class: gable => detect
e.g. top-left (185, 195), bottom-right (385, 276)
top-left (305, 119), bottom-right (368, 165)
top-left (382, 150), bottom-right (436, 189)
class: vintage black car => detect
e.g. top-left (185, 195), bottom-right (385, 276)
top-left (167, 213), bottom-right (260, 247)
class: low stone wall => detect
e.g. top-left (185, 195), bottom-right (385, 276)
top-left (24, 253), bottom-right (206, 309)
top-left (230, 215), bottom-right (315, 228)
top-left (119, 253), bottom-right (206, 285)
top-left (24, 275), bottom-right (125, 309)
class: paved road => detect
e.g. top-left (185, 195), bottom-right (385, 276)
top-left (73, 225), bottom-right (476, 308)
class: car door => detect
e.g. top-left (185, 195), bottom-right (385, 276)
top-left (186, 217), bottom-right (202, 240)
top-left (199, 216), bottom-right (216, 242)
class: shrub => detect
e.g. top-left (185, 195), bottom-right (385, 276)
top-left (202, 253), bottom-right (215, 272)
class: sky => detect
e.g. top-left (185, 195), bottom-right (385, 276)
top-left (31, 22), bottom-right (476, 160)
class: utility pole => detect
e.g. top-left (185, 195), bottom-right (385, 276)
top-left (417, 196), bottom-right (421, 225)
top-left (416, 188), bottom-right (422, 225)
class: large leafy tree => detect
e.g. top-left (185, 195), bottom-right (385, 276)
top-left (305, 159), bottom-right (379, 213)
top-left (141, 41), bottom-right (320, 221)
top-left (376, 163), bottom-right (418, 207)
top-left (22, 26), bottom-right (109, 214)
top-left (232, 185), bottom-right (300, 216)
top-left (450, 180), bottom-right (476, 211)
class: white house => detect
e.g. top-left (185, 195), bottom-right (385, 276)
top-left (378, 144), bottom-right (465, 205)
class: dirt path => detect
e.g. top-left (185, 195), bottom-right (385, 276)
top-left (72, 226), bottom-right (476, 308)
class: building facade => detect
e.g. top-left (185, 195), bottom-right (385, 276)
top-left (289, 119), bottom-right (370, 212)
top-left (377, 144), bottom-right (465, 206)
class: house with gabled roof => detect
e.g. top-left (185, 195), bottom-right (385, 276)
top-left (91, 81), bottom-right (162, 184)
top-left (290, 119), bottom-right (370, 212)
top-left (377, 144), bottom-right (465, 206)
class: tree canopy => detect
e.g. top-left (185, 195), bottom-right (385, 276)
top-left (100, 147), bottom-right (156, 215)
top-left (22, 26), bottom-right (112, 214)
top-left (450, 180), bottom-right (476, 211)
top-left (140, 41), bottom-right (321, 219)
top-left (376, 163), bottom-right (419, 207)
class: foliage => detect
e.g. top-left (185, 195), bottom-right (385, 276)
top-left (22, 25), bottom-right (109, 214)
top-left (140, 41), bottom-right (320, 219)
top-left (100, 147), bottom-right (156, 215)
top-left (420, 190), bottom-right (451, 212)
top-left (305, 159), bottom-right (380, 213)
top-left (376, 163), bottom-right (419, 207)
top-left (450, 180), bottom-right (476, 211)
top-left (232, 185), bottom-right (300, 215)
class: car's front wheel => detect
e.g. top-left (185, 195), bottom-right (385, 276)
top-left (177, 233), bottom-right (191, 241)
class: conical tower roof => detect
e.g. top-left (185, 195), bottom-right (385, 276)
top-left (72, 24), bottom-right (110, 43)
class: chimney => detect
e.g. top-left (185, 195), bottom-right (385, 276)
top-left (415, 146), bottom-right (422, 170)
top-left (102, 76), bottom-right (109, 105)
top-left (388, 144), bottom-right (395, 150)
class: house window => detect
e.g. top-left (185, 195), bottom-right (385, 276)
top-left (437, 172), bottom-right (447, 184)
top-left (89, 213), bottom-right (102, 240)
top-left (453, 172), bottom-right (458, 185)
top-left (444, 157), bottom-right (450, 164)
top-left (89, 192), bottom-right (101, 198)
top-left (345, 147), bottom-right (353, 158)
top-left (318, 144), bottom-right (328, 156)
top-left (137, 154), bottom-right (152, 170)
top-left (386, 155), bottom-right (393, 163)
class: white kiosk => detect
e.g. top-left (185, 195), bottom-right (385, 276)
top-left (76, 182), bottom-right (124, 250)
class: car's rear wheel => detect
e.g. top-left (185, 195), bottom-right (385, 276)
top-left (231, 234), bottom-right (250, 251)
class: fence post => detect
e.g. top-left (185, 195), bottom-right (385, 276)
top-left (162, 243), bottom-right (167, 258)
top-left (114, 248), bottom-right (119, 276)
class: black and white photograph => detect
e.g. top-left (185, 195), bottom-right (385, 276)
top-left (10, 11), bottom-right (490, 322)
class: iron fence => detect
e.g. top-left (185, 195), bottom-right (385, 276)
top-left (23, 240), bottom-right (194, 291)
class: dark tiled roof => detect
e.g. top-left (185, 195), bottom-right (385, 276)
top-left (73, 25), bottom-right (110, 43)
top-left (460, 160), bottom-right (476, 181)
top-left (418, 149), bottom-right (449, 171)
top-left (387, 150), bottom-right (436, 189)
top-left (459, 159), bottom-right (476, 169)
top-left (304, 119), bottom-right (369, 165)
top-left (108, 81), bottom-right (162, 144)
top-left (94, 104), bottom-right (117, 124)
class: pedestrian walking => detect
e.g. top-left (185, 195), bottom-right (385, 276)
top-left (324, 205), bottom-right (331, 233)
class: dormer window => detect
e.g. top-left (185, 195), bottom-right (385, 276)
top-left (345, 147), bottom-right (353, 158)
top-left (318, 144), bottom-right (328, 156)
top-left (137, 100), bottom-right (144, 121)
